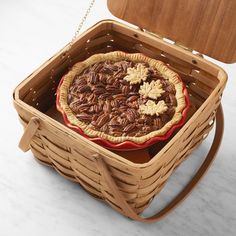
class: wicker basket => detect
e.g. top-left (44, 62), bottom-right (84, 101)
top-left (13, 0), bottom-right (235, 223)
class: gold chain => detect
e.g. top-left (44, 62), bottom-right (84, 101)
top-left (70, 0), bottom-right (95, 46)
top-left (54, 0), bottom-right (95, 91)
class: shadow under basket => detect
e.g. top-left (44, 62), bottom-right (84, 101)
top-left (13, 20), bottom-right (227, 222)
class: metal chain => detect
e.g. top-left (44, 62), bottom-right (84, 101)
top-left (70, 0), bottom-right (95, 46)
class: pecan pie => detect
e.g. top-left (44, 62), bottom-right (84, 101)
top-left (57, 51), bottom-right (188, 145)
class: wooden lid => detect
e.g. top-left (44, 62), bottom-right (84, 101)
top-left (107, 0), bottom-right (236, 63)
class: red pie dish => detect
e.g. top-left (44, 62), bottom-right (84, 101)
top-left (56, 51), bottom-right (190, 150)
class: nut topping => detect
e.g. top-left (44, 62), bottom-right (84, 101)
top-left (67, 59), bottom-right (178, 137)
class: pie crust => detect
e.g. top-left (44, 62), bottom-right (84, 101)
top-left (57, 51), bottom-right (187, 144)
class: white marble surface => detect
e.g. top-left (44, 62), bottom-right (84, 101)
top-left (0, 0), bottom-right (236, 235)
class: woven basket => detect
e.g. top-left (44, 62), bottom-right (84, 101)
top-left (13, 11), bottom-right (230, 222)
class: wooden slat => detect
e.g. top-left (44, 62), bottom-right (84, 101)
top-left (108, 0), bottom-right (236, 63)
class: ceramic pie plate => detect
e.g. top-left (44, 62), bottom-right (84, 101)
top-left (56, 51), bottom-right (190, 150)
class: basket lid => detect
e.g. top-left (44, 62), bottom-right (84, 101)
top-left (107, 0), bottom-right (236, 63)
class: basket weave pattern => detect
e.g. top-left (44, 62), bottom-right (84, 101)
top-left (14, 21), bottom-right (227, 217)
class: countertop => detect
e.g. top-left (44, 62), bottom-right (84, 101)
top-left (0, 0), bottom-right (236, 235)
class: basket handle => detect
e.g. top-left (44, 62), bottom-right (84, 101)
top-left (95, 105), bottom-right (224, 223)
top-left (19, 117), bottom-right (40, 152)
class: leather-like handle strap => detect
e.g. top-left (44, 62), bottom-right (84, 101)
top-left (19, 117), bottom-right (40, 152)
top-left (95, 105), bottom-right (224, 223)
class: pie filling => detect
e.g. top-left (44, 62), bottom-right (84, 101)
top-left (67, 60), bottom-right (178, 138)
